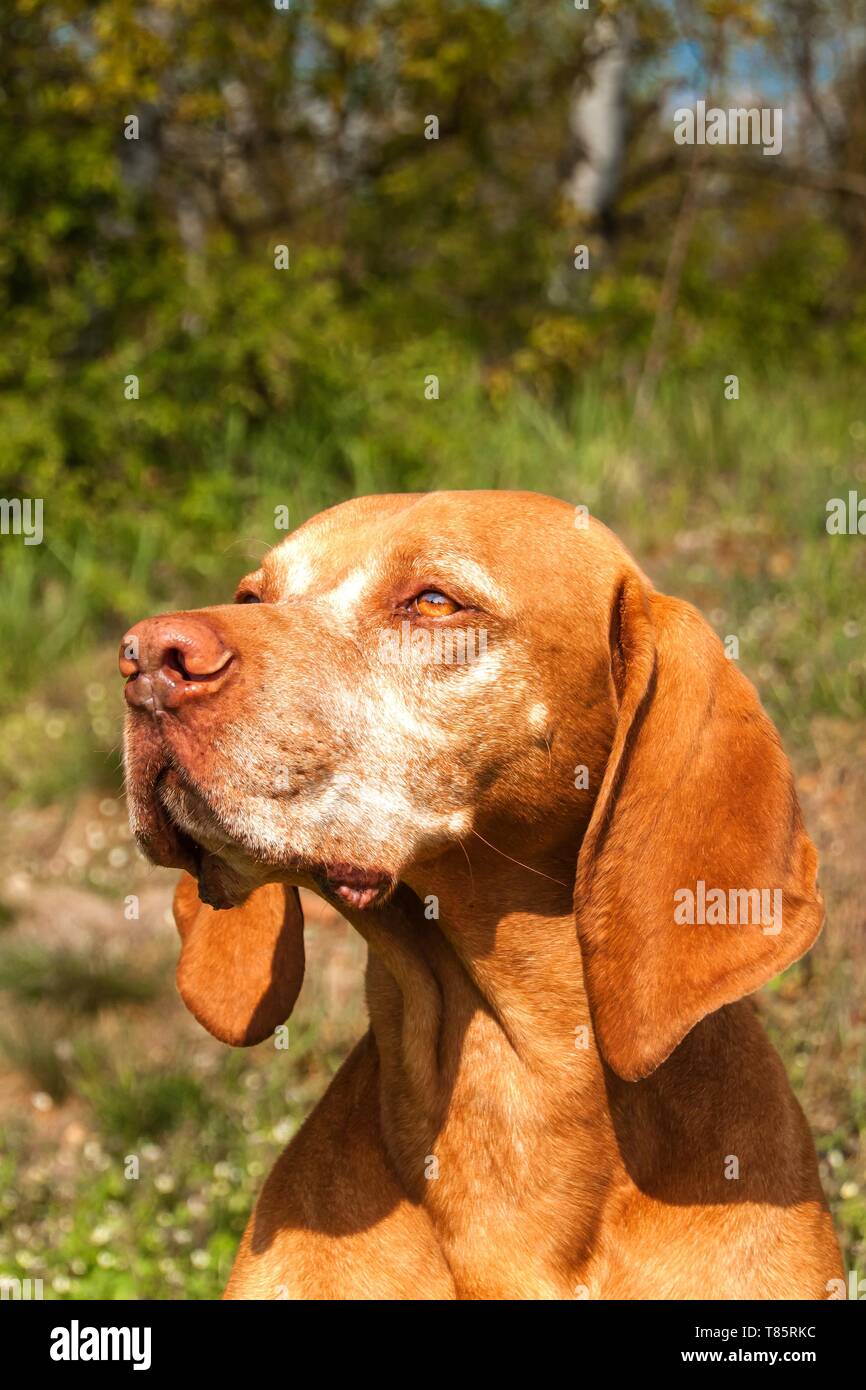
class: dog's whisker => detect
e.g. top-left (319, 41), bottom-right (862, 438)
top-left (468, 829), bottom-right (569, 889)
top-left (455, 834), bottom-right (476, 901)
top-left (219, 536), bottom-right (274, 557)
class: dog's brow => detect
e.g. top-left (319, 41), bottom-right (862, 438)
top-left (269, 549), bottom-right (315, 597)
top-left (323, 564), bottom-right (376, 616)
top-left (436, 555), bottom-right (509, 610)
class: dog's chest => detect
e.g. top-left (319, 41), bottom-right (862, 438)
top-left (383, 1007), bottom-right (613, 1296)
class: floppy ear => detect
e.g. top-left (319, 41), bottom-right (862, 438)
top-left (173, 873), bottom-right (305, 1046)
top-left (575, 572), bottom-right (823, 1082)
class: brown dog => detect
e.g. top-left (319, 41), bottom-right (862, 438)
top-left (120, 491), bottom-right (842, 1299)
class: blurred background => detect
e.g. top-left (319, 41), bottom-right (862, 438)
top-left (0, 0), bottom-right (864, 1298)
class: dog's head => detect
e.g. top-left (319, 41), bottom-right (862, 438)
top-left (121, 491), bottom-right (822, 1076)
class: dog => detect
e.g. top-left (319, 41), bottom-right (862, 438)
top-left (120, 490), bottom-right (842, 1299)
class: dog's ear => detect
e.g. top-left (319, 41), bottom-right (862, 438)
top-left (575, 573), bottom-right (823, 1082)
top-left (173, 873), bottom-right (305, 1046)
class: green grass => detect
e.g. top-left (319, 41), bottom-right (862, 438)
top-left (0, 1009), bottom-right (355, 1299)
top-left (81, 1070), bottom-right (213, 1146)
top-left (0, 1009), bottom-right (75, 1103)
top-left (0, 942), bottom-right (163, 1013)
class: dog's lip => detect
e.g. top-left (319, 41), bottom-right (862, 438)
top-left (149, 770), bottom-right (262, 907)
top-left (143, 767), bottom-right (203, 874)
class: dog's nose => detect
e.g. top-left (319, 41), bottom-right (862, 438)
top-left (119, 614), bottom-right (234, 711)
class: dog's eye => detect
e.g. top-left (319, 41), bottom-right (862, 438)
top-left (413, 590), bottom-right (460, 618)
top-left (237, 592), bottom-right (261, 604)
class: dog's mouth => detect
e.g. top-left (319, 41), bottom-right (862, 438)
top-left (315, 864), bottom-right (395, 912)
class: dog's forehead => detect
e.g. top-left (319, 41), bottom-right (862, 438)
top-left (260, 501), bottom-right (409, 603)
top-left (257, 491), bottom-right (625, 609)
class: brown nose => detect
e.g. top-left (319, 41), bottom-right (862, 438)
top-left (119, 614), bottom-right (234, 712)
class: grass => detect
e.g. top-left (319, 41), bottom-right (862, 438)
top-left (0, 1009), bottom-right (75, 1103)
top-left (0, 960), bottom-right (361, 1299)
top-left (0, 942), bottom-right (163, 1013)
top-left (81, 1069), bottom-right (213, 1146)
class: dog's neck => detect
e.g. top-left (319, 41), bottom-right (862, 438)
top-left (349, 840), bottom-right (622, 1295)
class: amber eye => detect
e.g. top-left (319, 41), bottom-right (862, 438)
top-left (237, 592), bottom-right (261, 604)
top-left (413, 590), bottom-right (460, 618)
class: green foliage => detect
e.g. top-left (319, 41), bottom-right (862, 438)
top-left (2, 0), bottom-right (866, 513)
